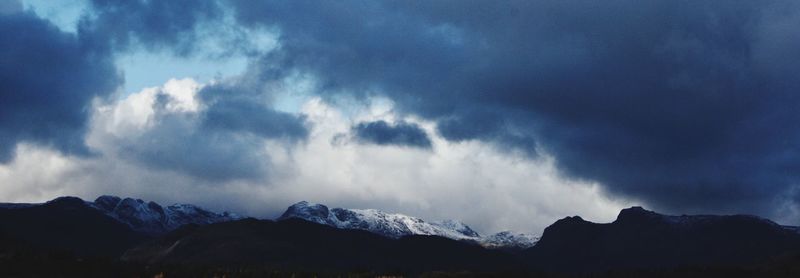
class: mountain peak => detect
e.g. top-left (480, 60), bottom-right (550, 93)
top-left (95, 195), bottom-right (121, 202)
top-left (620, 206), bottom-right (654, 214)
top-left (432, 219), bottom-right (480, 238)
top-left (538, 215), bottom-right (594, 242)
top-left (44, 196), bottom-right (88, 208)
top-left (615, 206), bottom-right (662, 223)
top-left (279, 201), bottom-right (331, 224)
top-left (94, 195), bottom-right (122, 211)
top-left (553, 215), bottom-right (587, 225)
top-left (46, 196), bottom-right (84, 203)
top-left (480, 231), bottom-right (539, 249)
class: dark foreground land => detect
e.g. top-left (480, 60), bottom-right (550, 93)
top-left (3, 253), bottom-right (800, 278)
top-left (2, 197), bottom-right (800, 277)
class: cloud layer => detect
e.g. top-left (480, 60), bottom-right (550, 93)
top-left (225, 0), bottom-right (800, 216)
top-left (3, 0), bottom-right (800, 233)
top-left (1, 79), bottom-right (631, 234)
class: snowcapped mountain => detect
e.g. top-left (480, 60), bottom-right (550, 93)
top-left (278, 201), bottom-right (480, 240)
top-left (279, 201), bottom-right (538, 249)
top-left (479, 231), bottom-right (539, 249)
top-left (92, 195), bottom-right (242, 235)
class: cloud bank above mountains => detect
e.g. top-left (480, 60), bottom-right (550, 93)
top-left (1, 78), bottom-right (629, 234)
top-left (3, 0), bottom-right (800, 231)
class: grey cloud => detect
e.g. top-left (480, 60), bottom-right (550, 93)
top-left (80, 0), bottom-right (224, 55)
top-left (0, 9), bottom-right (119, 162)
top-left (198, 82), bottom-right (309, 140)
top-left (117, 111), bottom-right (272, 181)
top-left (110, 81), bottom-right (308, 181)
top-left (352, 120), bottom-right (432, 149)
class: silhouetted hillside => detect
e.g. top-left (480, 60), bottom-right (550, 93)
top-left (525, 206), bottom-right (800, 271)
top-left (2, 197), bottom-right (800, 276)
top-left (0, 197), bottom-right (148, 257)
top-left (124, 218), bottom-right (523, 272)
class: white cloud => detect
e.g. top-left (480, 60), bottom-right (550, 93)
top-left (0, 144), bottom-right (80, 202)
top-left (254, 98), bottom-right (633, 234)
top-left (0, 78), bottom-right (635, 235)
top-left (161, 78), bottom-right (203, 113)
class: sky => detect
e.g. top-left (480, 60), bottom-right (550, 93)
top-left (2, 0), bottom-right (800, 235)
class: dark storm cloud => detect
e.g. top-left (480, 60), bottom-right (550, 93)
top-left (0, 9), bottom-right (119, 162)
top-left (80, 0), bottom-right (224, 55)
top-left (352, 120), bottom-right (432, 149)
top-left (224, 0), bottom-right (800, 215)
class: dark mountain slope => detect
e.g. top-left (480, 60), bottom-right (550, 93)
top-left (123, 218), bottom-right (523, 272)
top-left (525, 206), bottom-right (800, 271)
top-left (0, 197), bottom-right (148, 257)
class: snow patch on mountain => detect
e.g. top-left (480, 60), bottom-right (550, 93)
top-left (279, 201), bottom-right (538, 249)
top-left (279, 201), bottom-right (480, 240)
top-left (433, 219), bottom-right (481, 238)
top-left (91, 195), bottom-right (242, 235)
top-left (479, 231), bottom-right (539, 249)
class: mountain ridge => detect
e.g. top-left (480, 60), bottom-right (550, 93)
top-left (91, 195), bottom-right (242, 235)
top-left (3, 196), bottom-right (800, 274)
top-left (278, 200), bottom-right (539, 249)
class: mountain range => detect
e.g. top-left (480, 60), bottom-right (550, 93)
top-left (2, 196), bottom-right (800, 275)
top-left (278, 201), bottom-right (538, 249)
